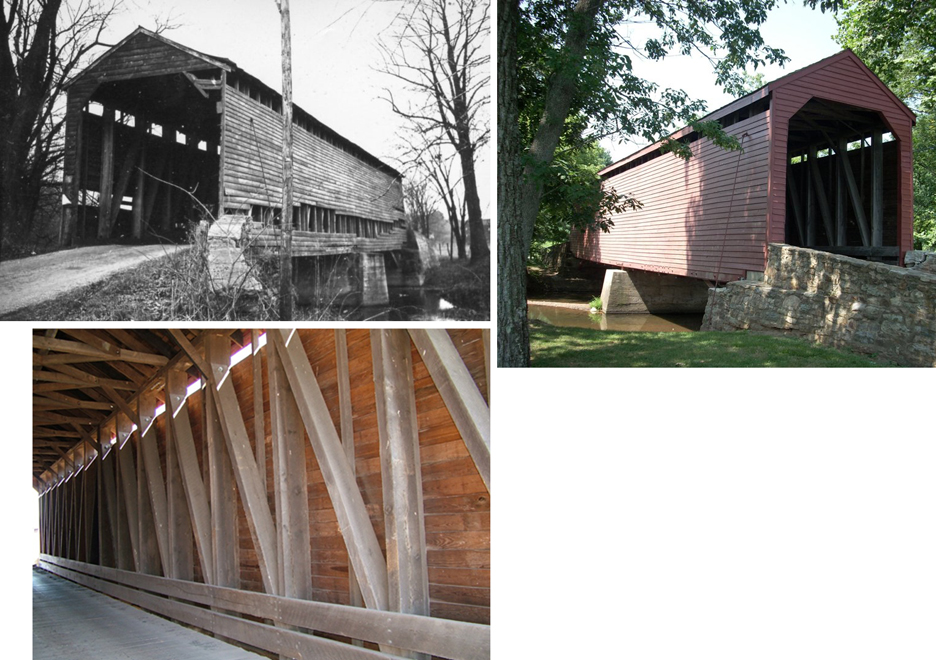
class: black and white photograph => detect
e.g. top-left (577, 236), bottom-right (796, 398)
top-left (1, 0), bottom-right (491, 321)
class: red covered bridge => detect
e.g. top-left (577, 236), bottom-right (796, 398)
top-left (571, 50), bottom-right (916, 284)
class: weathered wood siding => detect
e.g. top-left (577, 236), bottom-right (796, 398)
top-left (222, 85), bottom-right (404, 224)
top-left (571, 110), bottom-right (770, 281)
top-left (767, 51), bottom-right (914, 253)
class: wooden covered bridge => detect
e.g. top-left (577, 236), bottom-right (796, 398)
top-left (571, 50), bottom-right (916, 287)
top-left (61, 28), bottom-right (415, 303)
top-left (32, 328), bottom-right (490, 659)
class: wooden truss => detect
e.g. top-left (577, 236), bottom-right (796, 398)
top-left (34, 328), bottom-right (490, 660)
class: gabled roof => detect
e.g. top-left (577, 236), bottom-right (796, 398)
top-left (599, 49), bottom-right (916, 178)
top-left (65, 27), bottom-right (233, 90)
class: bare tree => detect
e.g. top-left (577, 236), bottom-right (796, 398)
top-left (404, 178), bottom-right (435, 238)
top-left (0, 0), bottom-right (122, 258)
top-left (380, 0), bottom-right (489, 264)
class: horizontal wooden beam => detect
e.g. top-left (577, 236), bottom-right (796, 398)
top-left (32, 369), bottom-right (136, 391)
top-left (33, 335), bottom-right (169, 366)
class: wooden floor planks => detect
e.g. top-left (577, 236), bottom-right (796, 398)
top-left (32, 567), bottom-right (262, 659)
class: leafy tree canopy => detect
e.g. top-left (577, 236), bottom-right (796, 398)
top-left (835, 0), bottom-right (936, 249)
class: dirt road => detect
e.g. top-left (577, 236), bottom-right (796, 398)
top-left (0, 244), bottom-right (187, 317)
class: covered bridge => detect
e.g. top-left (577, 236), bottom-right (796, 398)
top-left (33, 328), bottom-right (490, 659)
top-left (61, 28), bottom-right (406, 259)
top-left (571, 50), bottom-right (916, 285)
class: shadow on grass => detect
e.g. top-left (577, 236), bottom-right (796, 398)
top-left (528, 320), bottom-right (885, 367)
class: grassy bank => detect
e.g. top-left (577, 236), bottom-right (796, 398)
top-left (529, 320), bottom-right (885, 367)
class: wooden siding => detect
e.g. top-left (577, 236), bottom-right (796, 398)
top-left (572, 110), bottom-right (771, 281)
top-left (221, 85), bottom-right (404, 224)
top-left (573, 50), bottom-right (914, 278)
top-left (766, 51), bottom-right (914, 255)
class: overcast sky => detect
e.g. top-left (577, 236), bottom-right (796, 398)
top-left (602, 2), bottom-right (843, 161)
top-left (98, 0), bottom-right (492, 217)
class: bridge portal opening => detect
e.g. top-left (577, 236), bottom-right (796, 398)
top-left (784, 98), bottom-right (901, 263)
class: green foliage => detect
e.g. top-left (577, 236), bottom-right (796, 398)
top-left (530, 124), bottom-right (638, 253)
top-left (588, 296), bottom-right (602, 312)
top-left (912, 113), bottom-right (936, 250)
top-left (835, 0), bottom-right (936, 250)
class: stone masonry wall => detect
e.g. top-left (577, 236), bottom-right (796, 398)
top-left (702, 244), bottom-right (936, 366)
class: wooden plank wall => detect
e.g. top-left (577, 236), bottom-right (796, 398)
top-left (766, 52), bottom-right (914, 253)
top-left (571, 110), bottom-right (770, 282)
top-left (222, 86), bottom-right (404, 224)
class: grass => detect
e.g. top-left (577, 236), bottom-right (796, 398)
top-left (529, 320), bottom-right (885, 367)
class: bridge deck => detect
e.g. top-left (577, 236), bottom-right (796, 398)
top-left (32, 568), bottom-right (262, 659)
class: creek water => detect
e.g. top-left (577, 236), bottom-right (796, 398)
top-left (528, 300), bottom-right (703, 332)
top-left (338, 286), bottom-right (460, 321)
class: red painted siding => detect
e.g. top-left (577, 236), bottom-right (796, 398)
top-left (573, 50), bottom-right (915, 278)
top-left (572, 110), bottom-right (770, 281)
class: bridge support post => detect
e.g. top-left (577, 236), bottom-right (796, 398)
top-left (360, 253), bottom-right (389, 306)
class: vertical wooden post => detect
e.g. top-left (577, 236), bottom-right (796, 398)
top-left (132, 118), bottom-right (147, 240)
top-left (206, 333), bottom-right (279, 595)
top-left (335, 329), bottom-right (365, 617)
top-left (371, 330), bottom-right (430, 638)
top-left (166, 369), bottom-right (214, 583)
top-left (206, 384), bottom-right (239, 588)
top-left (166, 417), bottom-right (195, 581)
top-left (98, 107), bottom-right (115, 240)
top-left (116, 415), bottom-right (141, 571)
top-left (135, 427), bottom-right (162, 575)
top-left (163, 127), bottom-right (176, 233)
top-left (805, 148), bottom-right (816, 245)
top-left (268, 340), bottom-right (312, 600)
top-left (872, 130), bottom-right (884, 248)
top-left (278, 0), bottom-right (295, 321)
top-left (269, 329), bottom-right (389, 612)
top-left (836, 145), bottom-right (847, 246)
top-left (252, 329), bottom-right (266, 492)
top-left (481, 329), bottom-right (490, 403)
top-left (139, 393), bottom-right (171, 572)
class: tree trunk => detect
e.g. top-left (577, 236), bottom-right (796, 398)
top-left (496, 0), bottom-right (528, 367)
top-left (497, 0), bottom-right (603, 366)
top-left (456, 134), bottom-right (488, 263)
top-left (279, 0), bottom-right (295, 320)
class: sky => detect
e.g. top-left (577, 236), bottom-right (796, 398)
top-left (601, 1), bottom-right (843, 161)
top-left (96, 0), bottom-right (492, 217)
